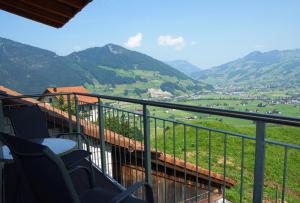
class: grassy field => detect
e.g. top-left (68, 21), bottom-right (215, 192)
top-left (103, 97), bottom-right (300, 202)
top-left (145, 99), bottom-right (300, 202)
top-left (148, 119), bottom-right (300, 202)
top-left (86, 68), bottom-right (198, 98)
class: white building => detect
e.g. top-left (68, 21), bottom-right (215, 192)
top-left (38, 86), bottom-right (99, 121)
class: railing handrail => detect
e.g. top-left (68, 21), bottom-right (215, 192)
top-left (75, 92), bottom-right (300, 127)
top-left (1, 92), bottom-right (300, 127)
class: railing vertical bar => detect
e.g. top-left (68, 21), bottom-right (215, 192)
top-left (122, 112), bottom-right (127, 187)
top-left (223, 133), bottom-right (228, 203)
top-left (97, 104), bottom-right (101, 168)
top-left (98, 99), bottom-right (106, 174)
top-left (43, 102), bottom-right (48, 134)
top-left (143, 104), bottom-right (152, 186)
top-left (184, 124), bottom-right (187, 202)
top-left (163, 120), bottom-right (167, 203)
top-left (173, 122), bottom-right (176, 203)
top-left (104, 106), bottom-right (109, 175)
top-left (155, 118), bottom-right (159, 203)
top-left (74, 95), bottom-right (81, 148)
top-left (86, 103), bottom-right (91, 150)
top-left (91, 103), bottom-right (97, 166)
top-left (240, 137), bottom-right (245, 203)
top-left (208, 130), bottom-right (212, 203)
top-left (89, 104), bottom-right (95, 166)
top-left (128, 112), bottom-right (132, 186)
top-left (140, 114), bottom-right (144, 184)
top-left (108, 108), bottom-right (112, 177)
top-left (195, 127), bottom-right (199, 203)
top-left (133, 115), bottom-right (138, 185)
top-left (110, 109), bottom-right (115, 179)
top-left (60, 107), bottom-right (64, 133)
top-left (140, 114), bottom-right (145, 199)
top-left (118, 110), bottom-right (123, 185)
top-left (281, 146), bottom-right (288, 203)
top-left (52, 104), bottom-right (56, 136)
top-left (120, 112), bottom-right (129, 187)
top-left (253, 121), bottom-right (266, 203)
top-left (90, 104), bottom-right (95, 160)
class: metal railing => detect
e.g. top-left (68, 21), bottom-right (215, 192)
top-left (0, 92), bottom-right (300, 203)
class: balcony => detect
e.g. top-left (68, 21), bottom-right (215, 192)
top-left (0, 86), bottom-right (300, 203)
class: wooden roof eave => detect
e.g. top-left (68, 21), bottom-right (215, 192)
top-left (0, 0), bottom-right (92, 28)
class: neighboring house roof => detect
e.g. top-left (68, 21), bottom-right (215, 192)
top-left (39, 86), bottom-right (98, 104)
top-left (0, 0), bottom-right (92, 28)
top-left (0, 85), bottom-right (236, 187)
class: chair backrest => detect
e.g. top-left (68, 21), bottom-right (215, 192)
top-left (0, 133), bottom-right (80, 203)
top-left (9, 105), bottom-right (50, 139)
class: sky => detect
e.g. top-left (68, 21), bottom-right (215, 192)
top-left (1, 0), bottom-right (300, 68)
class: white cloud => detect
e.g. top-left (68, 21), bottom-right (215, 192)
top-left (125, 33), bottom-right (143, 48)
top-left (158, 35), bottom-right (186, 49)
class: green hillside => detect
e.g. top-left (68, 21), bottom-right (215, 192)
top-left (0, 37), bottom-right (211, 96)
top-left (196, 50), bottom-right (300, 89)
top-left (0, 37), bottom-right (90, 93)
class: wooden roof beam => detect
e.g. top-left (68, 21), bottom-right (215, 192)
top-left (58, 0), bottom-right (90, 9)
top-left (0, 3), bottom-right (63, 28)
top-left (0, 0), bottom-right (67, 24)
top-left (20, 0), bottom-right (76, 18)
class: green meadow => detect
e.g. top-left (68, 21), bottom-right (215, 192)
top-left (145, 99), bottom-right (300, 202)
top-left (103, 97), bottom-right (300, 202)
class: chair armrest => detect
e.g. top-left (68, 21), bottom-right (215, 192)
top-left (110, 182), bottom-right (154, 203)
top-left (69, 165), bottom-right (95, 188)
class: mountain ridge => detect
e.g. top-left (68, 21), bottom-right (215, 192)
top-left (196, 49), bottom-right (300, 88)
top-left (0, 37), bottom-right (209, 96)
top-left (165, 60), bottom-right (202, 78)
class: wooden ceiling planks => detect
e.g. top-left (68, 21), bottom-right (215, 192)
top-left (0, 0), bottom-right (92, 28)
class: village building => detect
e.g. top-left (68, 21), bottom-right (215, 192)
top-left (38, 86), bottom-right (98, 121)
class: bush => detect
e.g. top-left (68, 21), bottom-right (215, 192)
top-left (105, 114), bottom-right (143, 141)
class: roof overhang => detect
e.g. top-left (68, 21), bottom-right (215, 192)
top-left (0, 0), bottom-right (92, 28)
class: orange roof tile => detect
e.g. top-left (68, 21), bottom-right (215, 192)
top-left (40, 86), bottom-right (98, 104)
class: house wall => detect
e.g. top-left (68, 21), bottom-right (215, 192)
top-left (121, 166), bottom-right (211, 203)
top-left (41, 95), bottom-right (98, 121)
top-left (79, 104), bottom-right (98, 121)
top-left (39, 96), bottom-right (59, 105)
top-left (82, 141), bottom-right (113, 177)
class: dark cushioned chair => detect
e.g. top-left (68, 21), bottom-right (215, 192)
top-left (0, 133), bottom-right (154, 203)
top-left (8, 105), bottom-right (90, 169)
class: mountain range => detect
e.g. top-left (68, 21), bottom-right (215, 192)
top-left (196, 50), bottom-right (300, 89)
top-left (0, 37), bottom-right (210, 96)
top-left (165, 60), bottom-right (202, 78)
top-left (1, 36), bottom-right (299, 96)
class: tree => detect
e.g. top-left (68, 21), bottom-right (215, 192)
top-left (104, 114), bottom-right (143, 141)
top-left (58, 95), bottom-right (64, 106)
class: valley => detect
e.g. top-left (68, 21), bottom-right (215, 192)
top-left (1, 36), bottom-right (300, 202)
